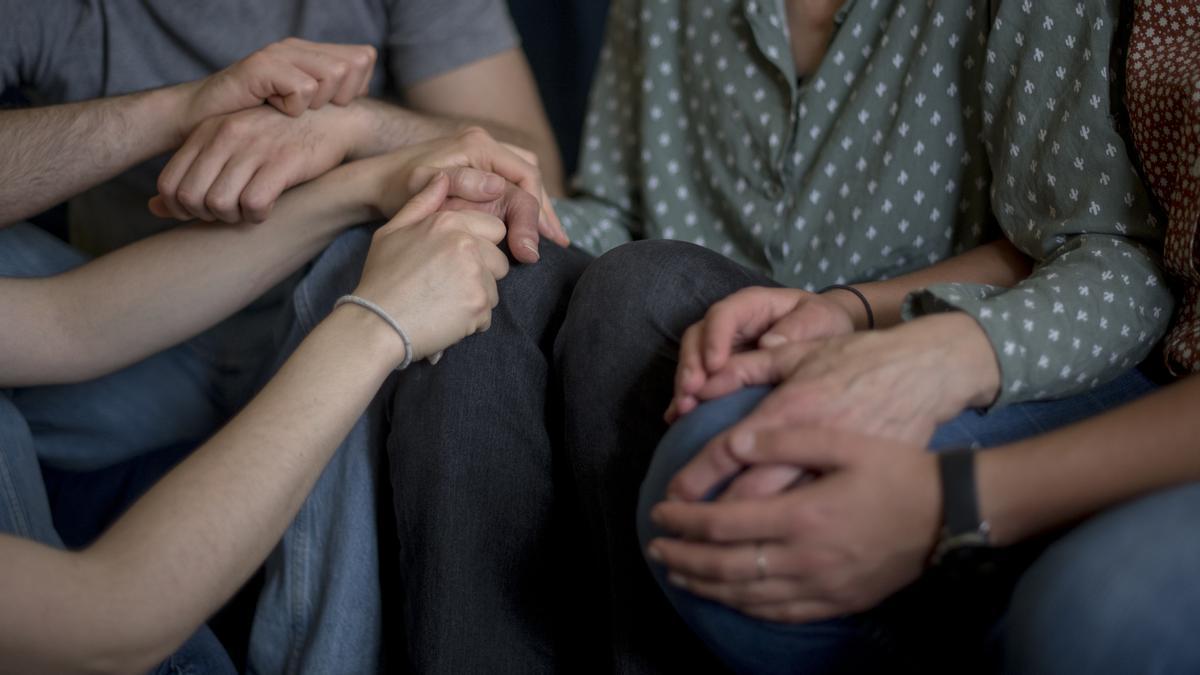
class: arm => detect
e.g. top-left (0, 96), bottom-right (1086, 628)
top-left (648, 374), bottom-right (1200, 624)
top-left (904, 1), bottom-right (1173, 409)
top-left (0, 177), bottom-right (508, 675)
top-left (668, 239), bottom-right (1027, 421)
top-left (979, 374), bottom-right (1200, 545)
top-left (0, 160), bottom-right (375, 387)
top-left (0, 135), bottom-right (526, 387)
top-left (0, 38), bottom-right (377, 228)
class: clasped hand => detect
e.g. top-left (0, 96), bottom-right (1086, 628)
top-left (150, 39), bottom-right (567, 264)
top-left (647, 288), bottom-right (1001, 622)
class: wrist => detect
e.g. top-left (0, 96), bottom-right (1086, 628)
top-left (901, 313), bottom-right (1002, 410)
top-left (820, 285), bottom-right (872, 331)
top-left (326, 301), bottom-right (409, 372)
top-left (157, 82), bottom-right (201, 147)
top-left (356, 99), bottom-right (467, 155)
top-left (341, 99), bottom-right (387, 161)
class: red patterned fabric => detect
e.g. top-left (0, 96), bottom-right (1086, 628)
top-left (1126, 0), bottom-right (1200, 374)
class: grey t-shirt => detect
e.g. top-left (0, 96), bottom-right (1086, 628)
top-left (1, 0), bottom-right (520, 252)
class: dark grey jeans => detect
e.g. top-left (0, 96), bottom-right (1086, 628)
top-left (387, 239), bottom-right (764, 674)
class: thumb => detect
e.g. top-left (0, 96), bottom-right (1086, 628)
top-left (148, 196), bottom-right (172, 219)
top-left (387, 173), bottom-right (450, 229)
top-left (759, 301), bottom-right (843, 348)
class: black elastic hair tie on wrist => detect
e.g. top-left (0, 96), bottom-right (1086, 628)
top-left (819, 284), bottom-right (875, 330)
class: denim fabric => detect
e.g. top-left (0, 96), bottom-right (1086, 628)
top-left (636, 369), bottom-right (1160, 675)
top-left (149, 627), bottom-right (238, 675)
top-left (0, 223), bottom-right (232, 673)
top-left (555, 240), bottom-right (778, 674)
top-left (1005, 483), bottom-right (1200, 675)
top-left (247, 226), bottom-right (393, 675)
top-left (386, 239), bottom-right (593, 673)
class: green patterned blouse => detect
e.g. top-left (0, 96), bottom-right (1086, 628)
top-left (556, 0), bottom-right (1173, 408)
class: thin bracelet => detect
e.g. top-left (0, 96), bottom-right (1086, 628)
top-left (334, 294), bottom-right (414, 370)
top-left (819, 284), bottom-right (875, 330)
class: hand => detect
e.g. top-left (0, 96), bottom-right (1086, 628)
top-left (646, 427), bottom-right (940, 623)
top-left (667, 287), bottom-right (860, 423)
top-left (179, 38), bottom-right (376, 134)
top-left (151, 104), bottom-right (370, 223)
top-left (667, 313), bottom-right (1000, 502)
top-left (365, 127), bottom-right (569, 264)
top-left (352, 173), bottom-right (510, 364)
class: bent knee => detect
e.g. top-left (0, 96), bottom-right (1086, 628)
top-left (1006, 484), bottom-right (1200, 674)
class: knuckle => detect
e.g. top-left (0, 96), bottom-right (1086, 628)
top-left (205, 191), bottom-right (235, 214)
top-left (328, 62), bottom-right (348, 80)
top-left (354, 46), bottom-right (376, 67)
top-left (176, 188), bottom-right (203, 209)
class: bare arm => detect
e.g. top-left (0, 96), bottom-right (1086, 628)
top-left (979, 374), bottom-right (1200, 545)
top-left (0, 159), bottom-right (381, 387)
top-left (0, 308), bottom-right (396, 675)
top-left (0, 38), bottom-right (377, 228)
top-left (827, 238), bottom-right (1032, 330)
top-left (403, 48), bottom-right (563, 195)
top-left (0, 179), bottom-right (508, 675)
top-left (0, 87), bottom-right (189, 227)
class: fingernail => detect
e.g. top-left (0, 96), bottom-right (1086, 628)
top-left (668, 573), bottom-right (688, 589)
top-left (482, 174), bottom-right (505, 194)
top-left (646, 545), bottom-right (663, 563)
top-left (522, 240), bottom-right (540, 259)
top-left (760, 333), bottom-right (787, 348)
top-left (730, 431), bottom-right (755, 457)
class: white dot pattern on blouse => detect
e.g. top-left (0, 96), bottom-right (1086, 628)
top-left (555, 0), bottom-right (1172, 408)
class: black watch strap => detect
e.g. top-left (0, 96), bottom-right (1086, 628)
top-left (932, 450), bottom-right (991, 565)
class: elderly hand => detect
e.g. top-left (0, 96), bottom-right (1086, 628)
top-left (666, 313), bottom-right (999, 503)
top-left (647, 426), bottom-right (941, 623)
top-left (667, 286), bottom-right (868, 424)
top-left (359, 127), bottom-right (567, 263)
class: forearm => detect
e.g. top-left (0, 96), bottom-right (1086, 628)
top-left (0, 308), bottom-right (399, 674)
top-left (827, 239), bottom-right (1032, 330)
top-left (0, 161), bottom-right (376, 387)
top-left (978, 375), bottom-right (1200, 546)
top-left (352, 96), bottom-right (563, 194)
top-left (0, 86), bottom-right (193, 227)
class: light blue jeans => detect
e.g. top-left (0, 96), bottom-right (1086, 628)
top-left (638, 373), bottom-right (1200, 674)
top-left (0, 223), bottom-right (235, 673)
top-left (246, 226), bottom-right (389, 675)
top-left (0, 223), bottom-right (388, 673)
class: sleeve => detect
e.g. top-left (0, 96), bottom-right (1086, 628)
top-left (903, 0), bottom-right (1173, 408)
top-left (384, 0), bottom-right (520, 89)
top-left (553, 0), bottom-right (644, 256)
top-left (0, 0), bottom-right (97, 96)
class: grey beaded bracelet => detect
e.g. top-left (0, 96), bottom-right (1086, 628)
top-left (334, 294), bottom-right (414, 370)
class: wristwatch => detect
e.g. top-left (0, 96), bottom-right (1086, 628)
top-left (931, 449), bottom-right (991, 566)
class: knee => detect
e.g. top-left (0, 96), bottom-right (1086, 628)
top-left (637, 387), bottom-right (773, 553)
top-left (567, 240), bottom-right (739, 334)
top-left (1005, 484), bottom-right (1200, 674)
